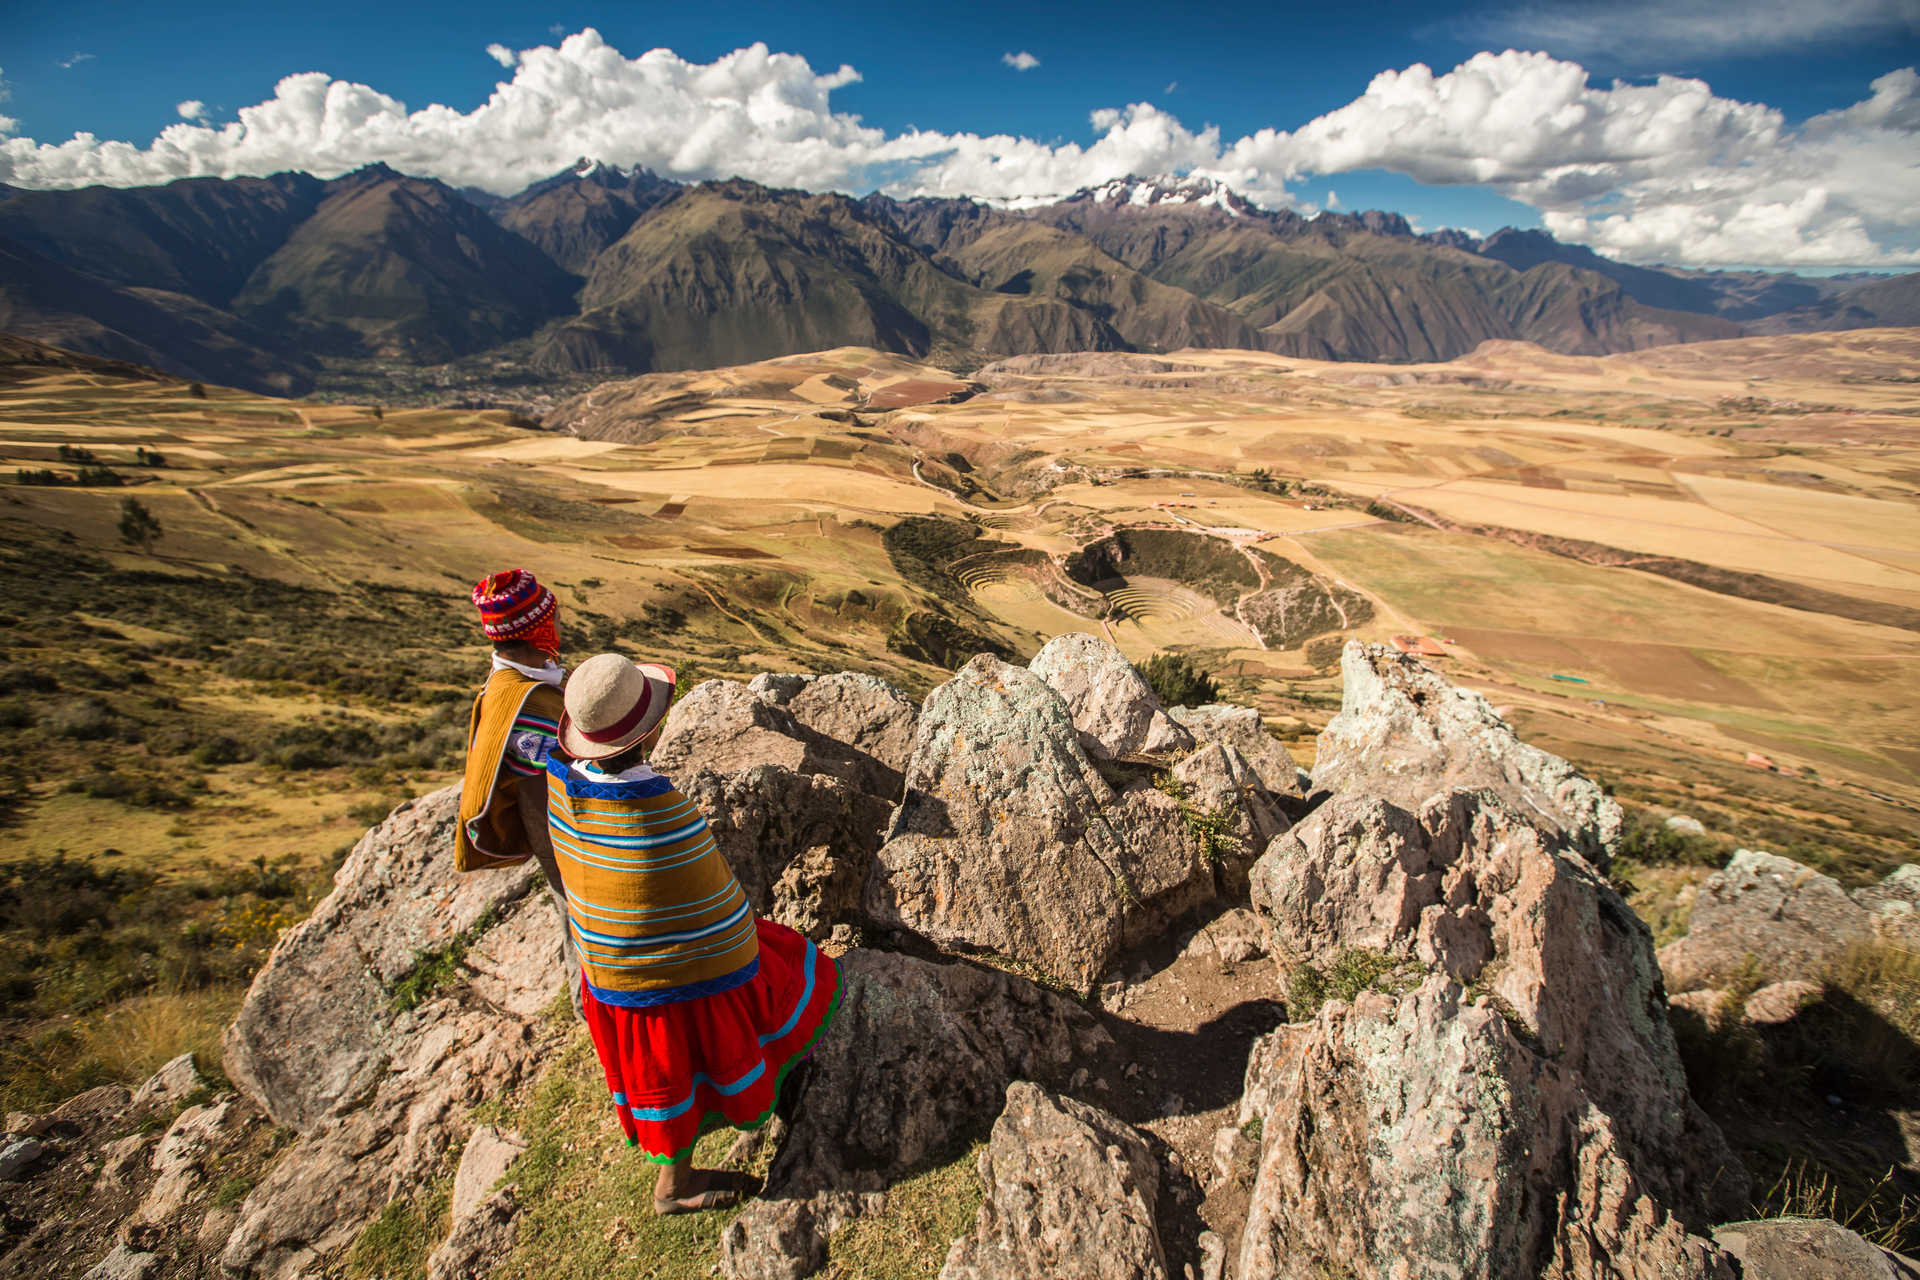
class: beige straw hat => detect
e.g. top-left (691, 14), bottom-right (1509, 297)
top-left (558, 653), bottom-right (677, 760)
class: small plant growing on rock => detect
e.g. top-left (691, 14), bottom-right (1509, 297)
top-left (1287, 947), bottom-right (1415, 1017)
top-left (1153, 773), bottom-right (1240, 868)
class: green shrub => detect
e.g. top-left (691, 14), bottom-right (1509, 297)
top-left (1135, 653), bottom-right (1219, 708)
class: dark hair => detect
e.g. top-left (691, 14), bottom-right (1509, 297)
top-left (598, 740), bottom-right (650, 774)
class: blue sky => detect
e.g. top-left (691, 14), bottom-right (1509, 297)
top-left (3, 0), bottom-right (1917, 267)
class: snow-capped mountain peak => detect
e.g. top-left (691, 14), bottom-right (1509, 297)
top-left (1076, 174), bottom-right (1255, 216)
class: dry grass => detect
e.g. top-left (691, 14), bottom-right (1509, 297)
top-left (1755, 1160), bottom-right (1920, 1254)
top-left (75, 984), bottom-right (235, 1083)
top-left (821, 1142), bottom-right (984, 1279)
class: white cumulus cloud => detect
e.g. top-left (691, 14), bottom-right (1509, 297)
top-left (176, 100), bottom-right (208, 121)
top-left (0, 33), bottom-right (1912, 267)
top-left (1209, 52), bottom-right (1920, 265)
top-left (1001, 51), bottom-right (1040, 72)
top-left (486, 43), bottom-right (517, 69)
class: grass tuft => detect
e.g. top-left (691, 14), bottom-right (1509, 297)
top-left (389, 905), bottom-right (499, 1013)
top-left (1286, 948), bottom-right (1418, 1018)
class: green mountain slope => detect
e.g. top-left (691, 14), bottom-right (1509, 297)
top-left (534, 181), bottom-right (1122, 374)
top-left (233, 166), bottom-right (579, 360)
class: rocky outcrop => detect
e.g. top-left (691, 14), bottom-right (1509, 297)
top-left (864, 654), bottom-right (1256, 991)
top-left (1854, 864), bottom-right (1920, 933)
top-left (1235, 979), bottom-right (1735, 1280)
top-left (1310, 642), bottom-right (1621, 865)
top-left (218, 786), bottom-right (565, 1278)
top-left (1028, 632), bottom-right (1194, 761)
top-left (223, 786), bottom-right (553, 1132)
top-left (720, 950), bottom-right (1112, 1280)
top-left (653, 679), bottom-right (843, 780)
top-left (1234, 645), bottom-right (1740, 1279)
top-left (1657, 850), bottom-right (1897, 992)
top-left (940, 1083), bottom-right (1169, 1280)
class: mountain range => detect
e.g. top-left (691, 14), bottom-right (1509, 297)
top-left (0, 163), bottom-right (1912, 396)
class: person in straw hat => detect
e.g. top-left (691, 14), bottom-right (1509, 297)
top-left (547, 652), bottom-right (841, 1214)
top-left (456, 568), bottom-right (581, 1014)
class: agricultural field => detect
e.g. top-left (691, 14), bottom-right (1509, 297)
top-left (2, 327), bottom-right (1916, 1108)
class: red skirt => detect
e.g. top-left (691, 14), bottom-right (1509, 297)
top-left (580, 917), bottom-right (841, 1163)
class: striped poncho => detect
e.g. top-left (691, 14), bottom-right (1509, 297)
top-left (543, 757), bottom-right (759, 1007)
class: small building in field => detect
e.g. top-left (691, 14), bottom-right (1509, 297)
top-left (1392, 634), bottom-right (1450, 658)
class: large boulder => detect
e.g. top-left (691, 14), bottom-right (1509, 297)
top-left (864, 655), bottom-right (1251, 992)
top-left (1166, 703), bottom-right (1309, 801)
top-left (1852, 863), bottom-right (1920, 945)
top-left (1234, 978), bottom-right (1735, 1280)
top-left (223, 786), bottom-right (553, 1132)
top-left (218, 787), bottom-right (565, 1278)
top-left (1252, 790), bottom-right (1739, 1209)
top-left (1657, 850), bottom-right (1876, 993)
top-left (940, 1083), bottom-right (1169, 1280)
top-left (719, 950), bottom-right (1112, 1280)
top-left (1028, 633), bottom-right (1194, 762)
top-left (652, 680), bottom-right (837, 780)
top-left (1310, 642), bottom-right (1620, 865)
top-left (656, 676), bottom-right (911, 801)
top-left (1712, 1218), bottom-right (1920, 1279)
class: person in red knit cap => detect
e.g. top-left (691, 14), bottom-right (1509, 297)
top-left (547, 653), bottom-right (840, 1214)
top-left (456, 568), bottom-right (580, 1015)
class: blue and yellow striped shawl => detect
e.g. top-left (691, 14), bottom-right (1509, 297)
top-left (544, 759), bottom-right (759, 1008)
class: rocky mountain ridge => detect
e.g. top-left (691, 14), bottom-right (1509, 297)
top-left (2, 165), bottom-right (1911, 394)
top-left (4, 636), bottom-right (1912, 1278)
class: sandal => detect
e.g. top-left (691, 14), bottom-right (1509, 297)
top-left (652, 1186), bottom-right (742, 1216)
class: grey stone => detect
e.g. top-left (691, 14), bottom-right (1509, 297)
top-left (865, 656), bottom-right (1239, 992)
top-left (684, 766), bottom-right (890, 923)
top-left (748, 672), bottom-right (816, 704)
top-left (1310, 642), bottom-right (1621, 866)
top-left (1659, 850), bottom-right (1875, 992)
top-left (0, 1135), bottom-right (45, 1180)
top-left (785, 672), bottom-right (920, 797)
top-left (218, 787), bottom-right (565, 1280)
top-left (1665, 814), bottom-right (1709, 838)
top-left (1853, 864), bottom-right (1920, 946)
top-left (1028, 632), bottom-right (1194, 761)
top-left (1240, 696), bottom-right (1742, 1280)
top-left (82, 1242), bottom-right (159, 1280)
top-left (1713, 1218), bottom-right (1920, 1279)
top-left (134, 1099), bottom-right (239, 1223)
top-left (428, 1187), bottom-right (522, 1280)
top-left (1235, 978), bottom-right (1736, 1280)
top-left (93, 1133), bottom-right (155, 1197)
top-left (940, 1082), bottom-right (1168, 1280)
top-left (1167, 703), bottom-right (1307, 800)
top-left (449, 1126), bottom-right (526, 1230)
top-left (130, 1053), bottom-right (204, 1112)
